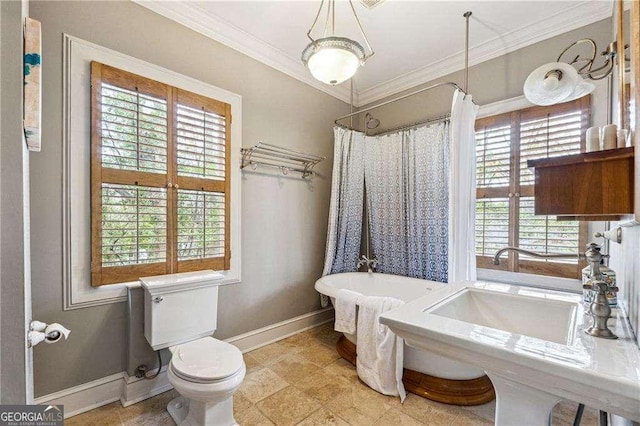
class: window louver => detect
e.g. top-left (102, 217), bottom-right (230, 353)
top-left (177, 190), bottom-right (225, 261)
top-left (518, 197), bottom-right (579, 264)
top-left (100, 83), bottom-right (168, 173)
top-left (519, 111), bottom-right (583, 186)
top-left (101, 184), bottom-right (167, 267)
top-left (476, 122), bottom-right (511, 189)
top-left (475, 198), bottom-right (510, 257)
top-left (176, 104), bottom-right (226, 180)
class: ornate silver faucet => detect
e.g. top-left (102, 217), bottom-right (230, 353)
top-left (357, 254), bottom-right (378, 273)
top-left (582, 243), bottom-right (618, 339)
top-left (493, 243), bottom-right (617, 339)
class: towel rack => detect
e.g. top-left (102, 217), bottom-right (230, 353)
top-left (240, 142), bottom-right (325, 179)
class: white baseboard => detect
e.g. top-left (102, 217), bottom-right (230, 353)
top-left (225, 307), bottom-right (334, 353)
top-left (34, 308), bottom-right (334, 418)
top-left (34, 372), bottom-right (123, 418)
top-left (120, 366), bottom-right (172, 408)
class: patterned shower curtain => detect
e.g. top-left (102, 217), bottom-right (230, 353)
top-left (322, 127), bottom-right (366, 277)
top-left (364, 123), bottom-right (450, 282)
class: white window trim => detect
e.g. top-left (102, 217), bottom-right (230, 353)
top-left (474, 84), bottom-right (609, 294)
top-left (62, 35), bottom-right (242, 310)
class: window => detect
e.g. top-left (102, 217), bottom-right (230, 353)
top-left (475, 97), bottom-right (590, 279)
top-left (91, 62), bottom-right (231, 286)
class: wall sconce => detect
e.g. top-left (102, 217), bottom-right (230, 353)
top-left (524, 39), bottom-right (627, 106)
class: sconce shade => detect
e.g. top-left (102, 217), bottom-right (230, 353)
top-left (524, 62), bottom-right (582, 106)
top-left (563, 80), bottom-right (596, 103)
top-left (302, 37), bottom-right (365, 85)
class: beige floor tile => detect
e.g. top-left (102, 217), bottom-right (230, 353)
top-left (298, 342), bottom-right (341, 367)
top-left (399, 393), bottom-right (461, 425)
top-left (323, 358), bottom-right (359, 385)
top-left (304, 323), bottom-right (342, 347)
top-left (325, 381), bottom-right (398, 422)
top-left (294, 369), bottom-right (352, 403)
top-left (296, 407), bottom-right (350, 425)
top-left (256, 386), bottom-right (321, 426)
top-left (452, 410), bottom-right (493, 426)
top-left (552, 400), bottom-right (598, 426)
top-left (236, 405), bottom-right (275, 426)
top-left (458, 400), bottom-right (495, 422)
top-left (238, 368), bottom-right (289, 403)
top-left (66, 402), bottom-right (123, 426)
top-left (374, 408), bottom-right (425, 425)
top-left (327, 407), bottom-right (373, 426)
top-left (244, 353), bottom-right (264, 374)
top-left (269, 352), bottom-right (321, 384)
top-left (233, 391), bottom-right (254, 417)
top-left (122, 410), bottom-right (174, 426)
top-left (280, 331), bottom-right (313, 349)
top-left (250, 342), bottom-right (296, 365)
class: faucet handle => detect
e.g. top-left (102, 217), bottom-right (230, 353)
top-left (584, 281), bottom-right (618, 293)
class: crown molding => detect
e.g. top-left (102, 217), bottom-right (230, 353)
top-left (133, 0), bottom-right (610, 108)
top-left (356, 1), bottom-right (612, 106)
top-left (132, 1), bottom-right (353, 104)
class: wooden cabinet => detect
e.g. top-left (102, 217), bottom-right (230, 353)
top-left (527, 147), bottom-right (635, 221)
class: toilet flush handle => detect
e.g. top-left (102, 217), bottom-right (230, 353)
top-left (153, 297), bottom-right (164, 303)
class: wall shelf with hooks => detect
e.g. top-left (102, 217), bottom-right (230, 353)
top-left (240, 142), bottom-right (325, 179)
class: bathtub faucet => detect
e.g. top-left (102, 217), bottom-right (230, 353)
top-left (357, 254), bottom-right (378, 273)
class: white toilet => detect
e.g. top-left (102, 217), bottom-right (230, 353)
top-left (140, 270), bottom-right (245, 426)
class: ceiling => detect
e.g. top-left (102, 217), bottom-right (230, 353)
top-left (134, 0), bottom-right (612, 106)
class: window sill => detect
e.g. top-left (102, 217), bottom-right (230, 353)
top-left (477, 268), bottom-right (582, 294)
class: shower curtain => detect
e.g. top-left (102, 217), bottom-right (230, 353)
top-left (322, 127), bottom-right (366, 277)
top-left (322, 89), bottom-right (478, 289)
top-left (448, 90), bottom-right (479, 282)
top-left (365, 123), bottom-right (450, 282)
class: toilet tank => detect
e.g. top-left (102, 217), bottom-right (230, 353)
top-left (140, 270), bottom-right (224, 350)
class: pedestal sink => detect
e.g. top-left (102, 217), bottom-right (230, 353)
top-left (379, 281), bottom-right (640, 425)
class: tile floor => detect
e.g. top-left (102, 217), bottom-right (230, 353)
top-left (66, 323), bottom-right (599, 425)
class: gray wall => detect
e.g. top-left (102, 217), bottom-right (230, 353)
top-left (355, 19), bottom-right (612, 132)
top-left (0, 0), bottom-right (29, 404)
top-left (29, 0), bottom-right (349, 397)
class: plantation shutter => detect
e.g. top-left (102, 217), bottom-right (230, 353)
top-left (91, 62), bottom-right (231, 286)
top-left (474, 97), bottom-right (589, 278)
top-left (174, 89), bottom-right (231, 273)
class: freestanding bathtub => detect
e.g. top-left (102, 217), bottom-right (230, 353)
top-left (315, 272), bottom-right (495, 405)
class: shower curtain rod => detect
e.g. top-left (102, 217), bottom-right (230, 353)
top-left (368, 113), bottom-right (450, 137)
top-left (335, 11), bottom-right (475, 132)
top-left (333, 81), bottom-right (475, 129)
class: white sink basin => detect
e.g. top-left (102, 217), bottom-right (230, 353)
top-left (429, 288), bottom-right (577, 345)
top-left (379, 281), bottom-right (640, 425)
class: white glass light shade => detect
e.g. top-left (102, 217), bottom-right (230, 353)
top-left (524, 62), bottom-right (580, 106)
top-left (563, 80), bottom-right (596, 103)
top-left (302, 37), bottom-right (365, 85)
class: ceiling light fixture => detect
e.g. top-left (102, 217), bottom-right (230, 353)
top-left (524, 39), bottom-right (626, 106)
top-left (302, 0), bottom-right (374, 86)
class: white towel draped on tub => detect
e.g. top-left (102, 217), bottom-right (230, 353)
top-left (356, 295), bottom-right (406, 402)
top-left (334, 289), bottom-right (362, 334)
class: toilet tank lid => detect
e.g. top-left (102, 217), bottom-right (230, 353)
top-left (140, 270), bottom-right (224, 294)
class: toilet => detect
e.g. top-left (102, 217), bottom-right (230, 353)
top-left (140, 270), bottom-right (245, 426)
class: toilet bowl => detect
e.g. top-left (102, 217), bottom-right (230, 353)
top-left (167, 337), bottom-right (246, 426)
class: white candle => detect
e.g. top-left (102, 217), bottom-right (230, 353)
top-left (586, 126), bottom-right (600, 152)
top-left (602, 124), bottom-right (617, 150)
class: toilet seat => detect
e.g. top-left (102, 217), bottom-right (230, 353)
top-left (170, 337), bottom-right (243, 384)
